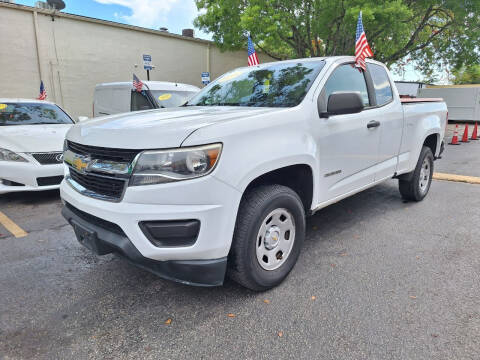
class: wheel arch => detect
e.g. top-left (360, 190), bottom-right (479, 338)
top-left (240, 163), bottom-right (315, 213)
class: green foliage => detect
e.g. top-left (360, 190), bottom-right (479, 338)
top-left (194, 0), bottom-right (480, 75)
top-left (453, 65), bottom-right (480, 84)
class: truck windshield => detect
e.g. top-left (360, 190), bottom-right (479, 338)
top-left (0, 103), bottom-right (73, 126)
top-left (150, 90), bottom-right (198, 108)
top-left (188, 61), bottom-right (325, 108)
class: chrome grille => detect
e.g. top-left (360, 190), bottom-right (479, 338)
top-left (66, 141), bottom-right (140, 162)
top-left (31, 152), bottom-right (63, 165)
top-left (69, 169), bottom-right (127, 201)
top-left (65, 141), bottom-right (143, 201)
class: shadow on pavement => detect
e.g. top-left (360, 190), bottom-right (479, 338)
top-left (0, 189), bottom-right (61, 207)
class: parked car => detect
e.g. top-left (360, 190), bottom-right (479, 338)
top-left (60, 57), bottom-right (447, 290)
top-left (0, 99), bottom-right (75, 194)
top-left (93, 81), bottom-right (200, 117)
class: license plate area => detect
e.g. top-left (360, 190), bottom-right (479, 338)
top-left (71, 220), bottom-right (113, 255)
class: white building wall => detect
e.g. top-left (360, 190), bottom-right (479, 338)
top-left (0, 3), bottom-right (273, 118)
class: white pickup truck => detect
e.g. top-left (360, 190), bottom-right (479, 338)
top-left (60, 56), bottom-right (447, 290)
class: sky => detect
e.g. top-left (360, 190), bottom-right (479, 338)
top-left (15, 0), bottom-right (210, 39)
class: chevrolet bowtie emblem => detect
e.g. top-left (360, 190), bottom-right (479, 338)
top-left (73, 157), bottom-right (89, 172)
top-left (64, 150), bottom-right (91, 173)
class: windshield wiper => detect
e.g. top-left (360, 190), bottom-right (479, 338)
top-left (218, 102), bottom-right (241, 106)
top-left (181, 101), bottom-right (197, 107)
top-left (217, 102), bottom-right (259, 107)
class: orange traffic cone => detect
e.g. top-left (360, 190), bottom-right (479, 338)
top-left (461, 124), bottom-right (470, 143)
top-left (449, 124), bottom-right (460, 145)
top-left (471, 122), bottom-right (479, 140)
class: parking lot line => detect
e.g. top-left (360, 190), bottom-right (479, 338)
top-left (0, 211), bottom-right (28, 238)
top-left (433, 172), bottom-right (480, 185)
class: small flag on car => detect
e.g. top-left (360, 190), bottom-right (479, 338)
top-left (247, 36), bottom-right (260, 67)
top-left (133, 73), bottom-right (144, 92)
top-left (37, 80), bottom-right (47, 100)
top-left (355, 11), bottom-right (373, 71)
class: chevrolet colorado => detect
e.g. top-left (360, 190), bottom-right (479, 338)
top-left (60, 57), bottom-right (447, 291)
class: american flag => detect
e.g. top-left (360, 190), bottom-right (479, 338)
top-left (133, 73), bottom-right (144, 92)
top-left (355, 11), bottom-right (373, 71)
top-left (37, 80), bottom-right (47, 100)
top-left (247, 36), bottom-right (259, 66)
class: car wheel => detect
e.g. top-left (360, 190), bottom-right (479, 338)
top-left (228, 185), bottom-right (305, 291)
top-left (399, 146), bottom-right (434, 201)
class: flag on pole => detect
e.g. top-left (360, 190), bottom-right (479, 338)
top-left (247, 36), bottom-right (260, 66)
top-left (37, 80), bottom-right (47, 100)
top-left (355, 11), bottom-right (373, 71)
top-left (133, 73), bottom-right (144, 92)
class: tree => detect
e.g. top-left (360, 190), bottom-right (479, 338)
top-left (452, 65), bottom-right (480, 84)
top-left (194, 0), bottom-right (480, 75)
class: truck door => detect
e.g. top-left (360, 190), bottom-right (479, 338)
top-left (366, 63), bottom-right (404, 180)
top-left (313, 63), bottom-right (381, 202)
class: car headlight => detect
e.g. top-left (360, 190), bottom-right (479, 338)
top-left (0, 148), bottom-right (28, 162)
top-left (130, 143), bottom-right (222, 186)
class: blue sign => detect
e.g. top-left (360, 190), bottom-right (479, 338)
top-left (201, 72), bottom-right (210, 85)
top-left (143, 54), bottom-right (152, 71)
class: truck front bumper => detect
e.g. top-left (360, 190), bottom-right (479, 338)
top-left (61, 203), bottom-right (227, 286)
top-left (60, 175), bottom-right (242, 286)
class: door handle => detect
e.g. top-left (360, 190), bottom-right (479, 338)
top-left (367, 120), bottom-right (381, 129)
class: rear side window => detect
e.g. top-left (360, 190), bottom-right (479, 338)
top-left (368, 64), bottom-right (393, 106)
top-left (323, 64), bottom-right (370, 107)
top-left (131, 90), bottom-right (155, 111)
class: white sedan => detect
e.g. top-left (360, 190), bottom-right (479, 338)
top-left (0, 99), bottom-right (74, 194)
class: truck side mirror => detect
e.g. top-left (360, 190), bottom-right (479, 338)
top-left (77, 116), bottom-right (89, 123)
top-left (319, 92), bottom-right (364, 118)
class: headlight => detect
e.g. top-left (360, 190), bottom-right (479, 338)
top-left (130, 143), bottom-right (222, 186)
top-left (0, 148), bottom-right (28, 162)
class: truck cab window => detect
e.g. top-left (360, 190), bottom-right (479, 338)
top-left (321, 64), bottom-right (370, 110)
top-left (368, 63), bottom-right (393, 106)
top-left (131, 91), bottom-right (154, 111)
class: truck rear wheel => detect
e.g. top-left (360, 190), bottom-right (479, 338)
top-left (228, 185), bottom-right (305, 291)
top-left (399, 146), bottom-right (434, 201)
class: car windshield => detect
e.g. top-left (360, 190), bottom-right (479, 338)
top-left (150, 90), bottom-right (198, 108)
top-left (0, 102), bottom-right (73, 126)
top-left (187, 60), bottom-right (325, 108)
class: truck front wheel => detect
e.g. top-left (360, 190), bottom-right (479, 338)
top-left (228, 185), bottom-right (305, 291)
top-left (399, 146), bottom-right (434, 201)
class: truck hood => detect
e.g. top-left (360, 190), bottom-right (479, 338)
top-left (0, 124), bottom-right (72, 153)
top-left (66, 106), bottom-right (282, 149)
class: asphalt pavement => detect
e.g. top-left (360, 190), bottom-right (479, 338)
top-left (1, 135), bottom-right (479, 359)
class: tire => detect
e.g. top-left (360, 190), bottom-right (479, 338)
top-left (228, 185), bottom-right (306, 291)
top-left (399, 146), bottom-right (434, 201)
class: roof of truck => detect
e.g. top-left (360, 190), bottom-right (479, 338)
top-left (95, 81), bottom-right (200, 92)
